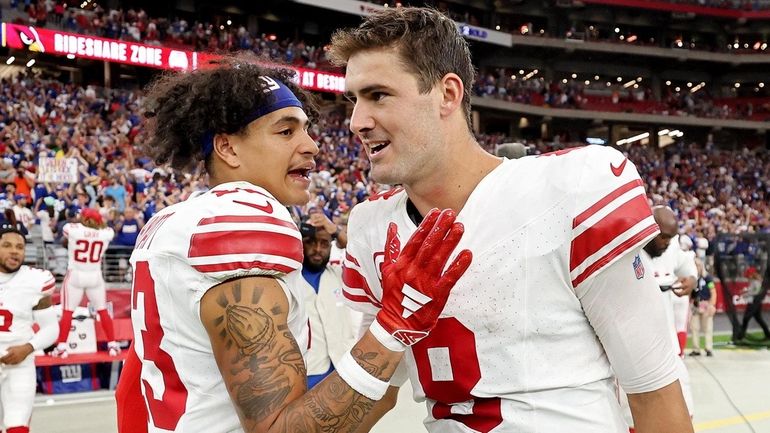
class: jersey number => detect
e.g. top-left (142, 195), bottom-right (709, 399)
top-left (74, 240), bottom-right (104, 263)
top-left (132, 261), bottom-right (188, 430)
top-left (0, 309), bottom-right (13, 332)
top-left (411, 317), bottom-right (502, 433)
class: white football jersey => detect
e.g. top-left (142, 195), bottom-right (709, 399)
top-left (343, 146), bottom-right (660, 433)
top-left (129, 181), bottom-right (308, 433)
top-left (0, 266), bottom-right (56, 349)
top-left (63, 223), bottom-right (115, 272)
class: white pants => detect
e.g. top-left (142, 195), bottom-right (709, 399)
top-left (62, 270), bottom-right (107, 311)
top-left (0, 359), bottom-right (35, 428)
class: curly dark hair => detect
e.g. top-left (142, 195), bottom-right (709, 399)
top-left (141, 53), bottom-right (319, 173)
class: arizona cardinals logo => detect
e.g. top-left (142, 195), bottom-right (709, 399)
top-left (17, 26), bottom-right (44, 53)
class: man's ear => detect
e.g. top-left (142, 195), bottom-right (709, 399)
top-left (438, 73), bottom-right (465, 119)
top-left (213, 134), bottom-right (240, 169)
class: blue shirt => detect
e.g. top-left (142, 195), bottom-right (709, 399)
top-left (301, 267), bottom-right (323, 293)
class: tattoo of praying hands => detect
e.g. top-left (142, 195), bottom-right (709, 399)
top-left (226, 304), bottom-right (275, 355)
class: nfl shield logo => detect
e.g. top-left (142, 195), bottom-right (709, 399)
top-left (633, 255), bottom-right (645, 280)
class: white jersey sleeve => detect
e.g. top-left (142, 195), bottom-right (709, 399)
top-left (578, 249), bottom-right (679, 393)
top-left (341, 239), bottom-right (383, 316)
top-left (185, 188), bottom-right (303, 283)
top-left (36, 268), bottom-right (56, 296)
top-left (674, 241), bottom-right (698, 280)
top-left (341, 189), bottom-right (408, 316)
top-left (568, 146), bottom-right (659, 294)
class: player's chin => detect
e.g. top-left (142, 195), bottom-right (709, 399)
top-left (281, 185), bottom-right (312, 206)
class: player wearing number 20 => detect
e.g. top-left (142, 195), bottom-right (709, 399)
top-left (115, 56), bottom-right (471, 433)
top-left (53, 207), bottom-right (117, 357)
top-left (331, 7), bottom-right (694, 433)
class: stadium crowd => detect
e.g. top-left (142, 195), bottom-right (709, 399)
top-left (0, 71), bottom-right (767, 279)
top-left (473, 68), bottom-right (770, 120)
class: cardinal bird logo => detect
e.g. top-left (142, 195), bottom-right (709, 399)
top-left (17, 26), bottom-right (45, 53)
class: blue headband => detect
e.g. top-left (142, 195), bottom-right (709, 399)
top-left (201, 76), bottom-right (303, 158)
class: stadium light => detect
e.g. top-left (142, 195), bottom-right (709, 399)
top-left (616, 77), bottom-right (622, 82)
top-left (614, 27), bottom-right (620, 33)
top-left (675, 87), bottom-right (681, 92)
top-left (495, 25), bottom-right (501, 30)
top-left (584, 80), bottom-right (590, 85)
top-left (5, 57), bottom-right (14, 65)
top-left (637, 77), bottom-right (642, 82)
top-left (735, 83), bottom-right (741, 88)
top-left (633, 84), bottom-right (639, 89)
top-left (562, 78), bottom-right (567, 84)
top-left (616, 132), bottom-right (650, 146)
top-left (734, 43), bottom-right (739, 49)
top-left (627, 35), bottom-right (637, 43)
top-left (760, 83), bottom-right (765, 88)
top-left (571, 73), bottom-right (577, 79)
top-left (763, 43), bottom-right (768, 50)
top-left (522, 70), bottom-right (538, 80)
top-left (510, 75), bottom-right (516, 80)
top-left (66, 54), bottom-right (76, 60)
top-left (594, 75), bottom-right (600, 80)
top-left (227, 20), bottom-right (232, 26)
top-left (519, 69), bottom-right (525, 75)
top-left (606, 82), bottom-right (611, 87)
top-left (665, 80), bottom-right (671, 86)
top-left (619, 35), bottom-right (625, 41)
top-left (687, 82), bottom-right (692, 88)
top-left (26, 59), bottom-right (35, 67)
top-left (658, 129), bottom-right (670, 136)
top-left (623, 80), bottom-right (636, 88)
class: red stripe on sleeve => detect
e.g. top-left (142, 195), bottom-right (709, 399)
top-left (345, 252), bottom-right (360, 267)
top-left (570, 194), bottom-right (653, 272)
top-left (192, 260), bottom-right (296, 274)
top-left (342, 290), bottom-right (381, 306)
top-left (572, 179), bottom-right (644, 229)
top-left (197, 215), bottom-right (297, 230)
top-left (188, 230), bottom-right (302, 263)
top-left (342, 264), bottom-right (382, 308)
top-left (571, 223), bottom-right (659, 287)
top-left (41, 281), bottom-right (56, 292)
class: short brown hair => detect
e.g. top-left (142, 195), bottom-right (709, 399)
top-left (141, 53), bottom-right (318, 173)
top-left (329, 7), bottom-right (475, 130)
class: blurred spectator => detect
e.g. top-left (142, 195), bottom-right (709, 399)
top-left (690, 258), bottom-right (717, 356)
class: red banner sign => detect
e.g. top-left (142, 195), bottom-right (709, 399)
top-left (1, 23), bottom-right (346, 93)
top-left (3, 23), bottom-right (199, 70)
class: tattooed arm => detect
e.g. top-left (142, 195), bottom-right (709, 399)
top-left (200, 275), bottom-right (403, 433)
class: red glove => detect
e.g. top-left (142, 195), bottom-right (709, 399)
top-left (371, 209), bottom-right (472, 350)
